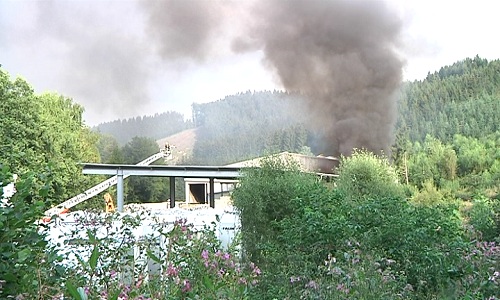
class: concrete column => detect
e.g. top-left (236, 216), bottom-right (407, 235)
top-left (209, 177), bottom-right (215, 208)
top-left (170, 177), bottom-right (175, 208)
top-left (117, 168), bottom-right (124, 212)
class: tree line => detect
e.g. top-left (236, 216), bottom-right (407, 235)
top-left (95, 111), bottom-right (192, 145)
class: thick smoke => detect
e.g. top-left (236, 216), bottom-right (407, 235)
top-left (235, 0), bottom-right (405, 157)
top-left (19, 0), bottom-right (404, 155)
top-left (137, 0), bottom-right (404, 156)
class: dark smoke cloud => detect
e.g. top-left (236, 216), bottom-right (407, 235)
top-left (34, 0), bottom-right (154, 121)
top-left (20, 0), bottom-right (404, 156)
top-left (234, 0), bottom-right (405, 157)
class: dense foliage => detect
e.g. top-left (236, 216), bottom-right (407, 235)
top-left (0, 166), bottom-right (67, 298)
top-left (232, 153), bottom-right (499, 299)
top-left (396, 133), bottom-right (500, 200)
top-left (396, 56), bottom-right (499, 144)
top-left (0, 69), bottom-right (100, 208)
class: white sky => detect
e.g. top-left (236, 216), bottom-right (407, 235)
top-left (1, 0), bottom-right (499, 126)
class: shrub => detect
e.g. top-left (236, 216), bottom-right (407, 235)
top-left (336, 150), bottom-right (404, 201)
top-left (466, 196), bottom-right (500, 241)
top-left (233, 152), bottom-right (474, 299)
top-left (291, 241), bottom-right (412, 300)
top-left (232, 155), bottom-right (320, 264)
top-left (410, 179), bottom-right (446, 206)
top-left (232, 155), bottom-right (339, 298)
top-left (444, 240), bottom-right (500, 299)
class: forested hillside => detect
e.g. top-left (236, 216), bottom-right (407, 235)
top-left (189, 57), bottom-right (499, 165)
top-left (392, 56), bottom-right (500, 199)
top-left (396, 55), bottom-right (499, 144)
top-left (94, 111), bottom-right (193, 145)
top-left (94, 91), bottom-right (310, 165)
top-left (190, 91), bottom-right (310, 164)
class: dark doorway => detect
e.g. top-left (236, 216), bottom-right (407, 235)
top-left (189, 183), bottom-right (206, 204)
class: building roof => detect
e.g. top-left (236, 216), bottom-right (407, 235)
top-left (225, 152), bottom-right (339, 175)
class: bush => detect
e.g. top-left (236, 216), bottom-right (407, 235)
top-left (232, 155), bottom-right (318, 263)
top-left (233, 152), bottom-right (476, 299)
top-left (336, 150), bottom-right (404, 201)
top-left (444, 240), bottom-right (500, 299)
top-left (466, 196), bottom-right (500, 241)
top-left (290, 241), bottom-right (412, 300)
top-left (410, 179), bottom-right (446, 206)
top-left (232, 155), bottom-right (340, 298)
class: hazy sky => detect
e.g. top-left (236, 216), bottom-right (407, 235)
top-left (1, 0), bottom-right (499, 126)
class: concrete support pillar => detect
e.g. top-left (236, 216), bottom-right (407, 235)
top-left (209, 177), bottom-right (215, 208)
top-left (170, 177), bottom-right (175, 208)
top-left (117, 169), bottom-right (124, 212)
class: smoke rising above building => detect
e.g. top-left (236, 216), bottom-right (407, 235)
top-left (3, 0), bottom-right (405, 156)
top-left (233, 0), bottom-right (405, 156)
top-left (140, 0), bottom-right (405, 156)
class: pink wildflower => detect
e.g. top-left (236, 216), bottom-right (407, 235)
top-left (136, 274), bottom-right (144, 288)
top-left (201, 249), bottom-right (209, 260)
top-left (336, 283), bottom-right (349, 294)
top-left (166, 263), bottom-right (179, 277)
top-left (305, 280), bottom-right (319, 290)
top-left (252, 266), bottom-right (261, 276)
top-left (219, 268), bottom-right (226, 277)
top-left (182, 279), bottom-right (191, 293)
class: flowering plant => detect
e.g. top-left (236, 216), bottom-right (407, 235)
top-left (288, 240), bottom-right (411, 300)
top-left (151, 218), bottom-right (260, 299)
top-left (63, 213), bottom-right (260, 300)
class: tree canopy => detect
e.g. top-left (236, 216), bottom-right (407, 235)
top-left (0, 69), bottom-right (100, 207)
top-left (95, 111), bottom-right (192, 145)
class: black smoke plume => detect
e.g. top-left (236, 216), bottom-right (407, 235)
top-left (234, 0), bottom-right (405, 156)
top-left (141, 0), bottom-right (405, 156)
top-left (22, 0), bottom-right (404, 155)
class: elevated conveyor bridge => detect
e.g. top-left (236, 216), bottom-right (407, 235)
top-left (44, 145), bottom-right (171, 217)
